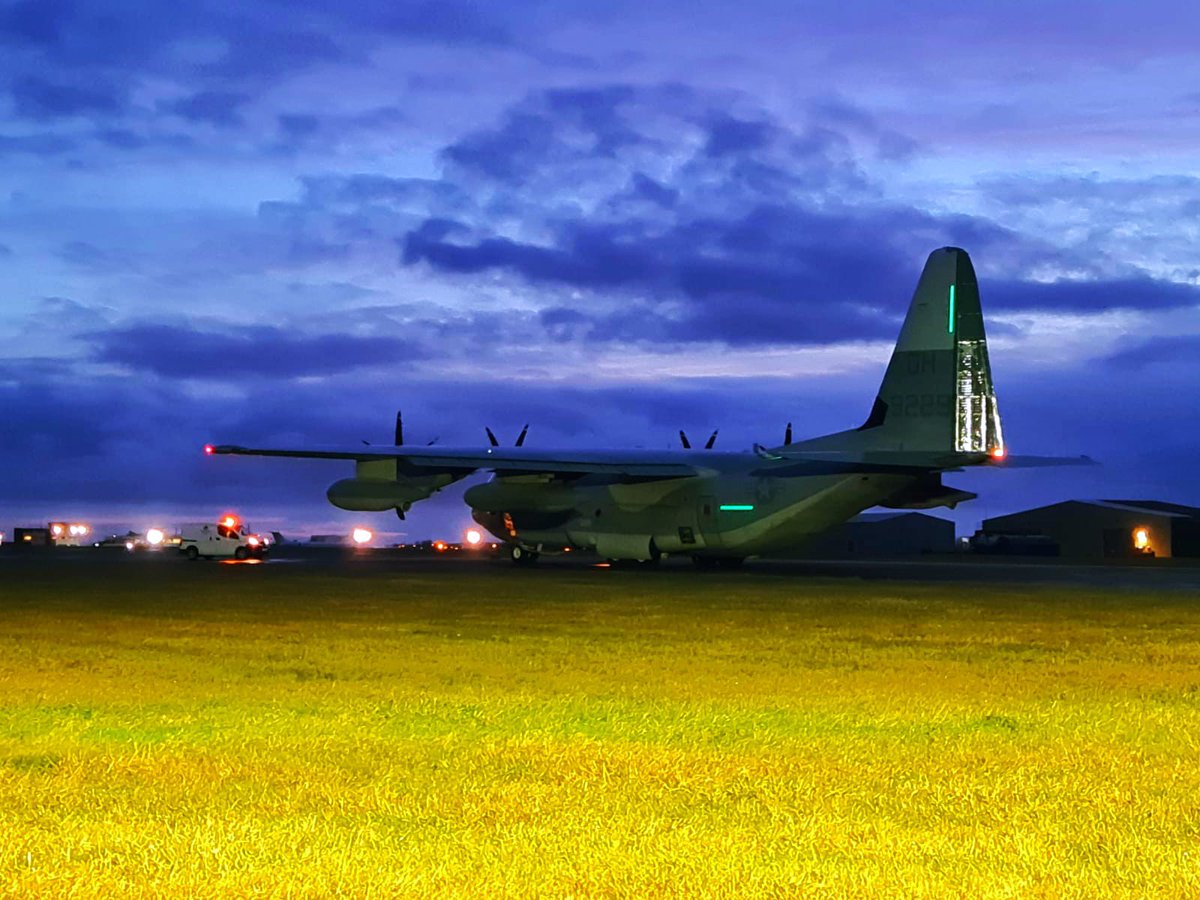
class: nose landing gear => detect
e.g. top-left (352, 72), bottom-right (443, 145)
top-left (510, 544), bottom-right (540, 566)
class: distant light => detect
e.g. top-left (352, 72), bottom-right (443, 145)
top-left (465, 529), bottom-right (482, 546)
top-left (50, 524), bottom-right (64, 536)
top-left (1133, 527), bottom-right (1151, 551)
top-left (719, 504), bottom-right (755, 511)
top-left (124, 541), bottom-right (134, 551)
top-left (948, 284), bottom-right (956, 334)
top-left (204, 444), bottom-right (215, 455)
top-left (146, 528), bottom-right (165, 546)
top-left (434, 541), bottom-right (447, 552)
top-left (351, 527), bottom-right (373, 545)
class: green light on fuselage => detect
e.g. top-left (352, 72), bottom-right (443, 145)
top-left (948, 283), bottom-right (956, 334)
top-left (719, 504), bottom-right (755, 511)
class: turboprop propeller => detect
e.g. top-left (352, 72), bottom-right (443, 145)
top-left (486, 424), bottom-right (529, 447)
top-left (679, 429), bottom-right (718, 450)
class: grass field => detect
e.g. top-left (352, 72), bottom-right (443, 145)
top-left (2, 560), bottom-right (1199, 897)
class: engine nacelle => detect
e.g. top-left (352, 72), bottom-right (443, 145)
top-left (463, 480), bottom-right (576, 513)
top-left (326, 477), bottom-right (446, 512)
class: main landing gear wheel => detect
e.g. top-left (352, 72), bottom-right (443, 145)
top-left (510, 545), bottom-right (539, 566)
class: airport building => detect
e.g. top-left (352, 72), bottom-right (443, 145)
top-left (798, 512), bottom-right (956, 558)
top-left (978, 500), bottom-right (1200, 559)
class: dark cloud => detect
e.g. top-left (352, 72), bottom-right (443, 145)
top-left (628, 173), bottom-right (678, 208)
top-left (279, 114), bottom-right (321, 140)
top-left (363, 0), bottom-right (512, 46)
top-left (9, 75), bottom-right (124, 119)
top-left (442, 85), bottom-right (643, 181)
top-left (165, 91), bottom-right (251, 128)
top-left (1105, 334), bottom-right (1200, 369)
top-left (704, 113), bottom-right (776, 158)
top-left (0, 0), bottom-right (72, 47)
top-left (0, 133), bottom-right (77, 155)
top-left (87, 324), bottom-right (425, 379)
top-left (986, 277), bottom-right (1200, 312)
top-left (57, 241), bottom-right (134, 272)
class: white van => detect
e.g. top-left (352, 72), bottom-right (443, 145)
top-left (179, 516), bottom-right (265, 560)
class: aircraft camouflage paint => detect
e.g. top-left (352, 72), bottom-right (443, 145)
top-left (208, 247), bottom-right (1087, 566)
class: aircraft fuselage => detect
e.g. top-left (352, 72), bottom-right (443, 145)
top-left (466, 457), bottom-right (916, 560)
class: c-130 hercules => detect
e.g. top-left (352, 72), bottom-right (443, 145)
top-left (208, 248), bottom-right (1088, 566)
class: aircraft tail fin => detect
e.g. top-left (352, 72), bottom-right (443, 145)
top-left (858, 246), bottom-right (1004, 456)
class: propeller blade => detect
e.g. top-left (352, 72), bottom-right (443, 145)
top-left (679, 430), bottom-right (691, 450)
top-left (515, 424), bottom-right (529, 447)
top-left (704, 429), bottom-right (718, 450)
top-left (395, 410), bottom-right (404, 446)
top-left (485, 427), bottom-right (499, 447)
top-left (784, 422), bottom-right (792, 445)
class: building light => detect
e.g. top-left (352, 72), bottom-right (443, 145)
top-left (1133, 527), bottom-right (1151, 551)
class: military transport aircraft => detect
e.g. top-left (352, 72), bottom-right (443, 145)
top-left (207, 247), bottom-right (1088, 567)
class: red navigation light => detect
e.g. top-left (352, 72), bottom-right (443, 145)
top-left (990, 446), bottom-right (1007, 461)
top-left (204, 444), bottom-right (215, 455)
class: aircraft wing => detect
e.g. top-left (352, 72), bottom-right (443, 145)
top-left (761, 446), bottom-right (1098, 471)
top-left (206, 443), bottom-right (702, 479)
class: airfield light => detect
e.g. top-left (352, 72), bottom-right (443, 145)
top-left (146, 528), bottom-right (165, 546)
top-left (125, 541), bottom-right (134, 551)
top-left (465, 528), bottom-right (482, 546)
top-left (434, 541), bottom-right (447, 552)
top-left (351, 527), bottom-right (373, 545)
top-left (1133, 527), bottom-right (1151, 551)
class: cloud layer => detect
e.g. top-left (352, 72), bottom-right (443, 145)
top-left (2, 1), bottom-right (1198, 535)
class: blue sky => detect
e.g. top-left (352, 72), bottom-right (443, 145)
top-left (2, 0), bottom-right (1198, 541)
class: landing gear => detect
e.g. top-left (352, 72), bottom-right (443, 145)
top-left (510, 545), bottom-right (540, 566)
top-left (606, 542), bottom-right (662, 568)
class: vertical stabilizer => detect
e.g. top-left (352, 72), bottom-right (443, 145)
top-left (858, 247), bottom-right (1003, 455)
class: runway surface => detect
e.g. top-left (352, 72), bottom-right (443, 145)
top-left (5, 544), bottom-right (1199, 592)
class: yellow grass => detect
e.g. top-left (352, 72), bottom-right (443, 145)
top-left (2, 562), bottom-right (1199, 897)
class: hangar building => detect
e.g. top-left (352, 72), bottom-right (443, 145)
top-left (979, 500), bottom-right (1200, 559)
top-left (799, 512), bottom-right (956, 558)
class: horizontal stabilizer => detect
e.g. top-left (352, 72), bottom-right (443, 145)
top-left (987, 454), bottom-right (1098, 468)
